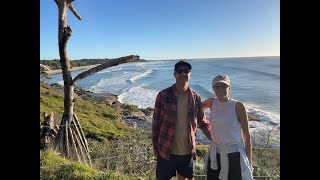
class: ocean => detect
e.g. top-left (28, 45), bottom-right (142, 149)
top-left (46, 56), bottom-right (280, 147)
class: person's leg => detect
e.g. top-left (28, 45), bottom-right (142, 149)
top-left (227, 152), bottom-right (242, 180)
top-left (174, 154), bottom-right (194, 180)
top-left (156, 155), bottom-right (176, 180)
top-left (206, 153), bottom-right (221, 180)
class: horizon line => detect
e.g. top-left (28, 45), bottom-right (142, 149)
top-left (40, 55), bottom-right (280, 61)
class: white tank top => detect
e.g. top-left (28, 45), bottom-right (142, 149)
top-left (209, 98), bottom-right (242, 145)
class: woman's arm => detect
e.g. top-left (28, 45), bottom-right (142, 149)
top-left (236, 101), bottom-right (253, 171)
top-left (201, 97), bottom-right (214, 110)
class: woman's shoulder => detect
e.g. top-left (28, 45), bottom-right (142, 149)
top-left (235, 101), bottom-right (246, 113)
top-left (234, 100), bottom-right (245, 107)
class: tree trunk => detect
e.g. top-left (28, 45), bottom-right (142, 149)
top-left (53, 0), bottom-right (139, 167)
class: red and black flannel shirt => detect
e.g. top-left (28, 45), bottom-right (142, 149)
top-left (152, 84), bottom-right (212, 160)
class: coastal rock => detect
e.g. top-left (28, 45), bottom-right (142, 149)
top-left (248, 113), bottom-right (260, 121)
top-left (130, 111), bottom-right (146, 120)
top-left (249, 125), bottom-right (257, 128)
top-left (269, 120), bottom-right (279, 126)
top-left (141, 107), bottom-right (153, 116)
top-left (40, 64), bottom-right (51, 71)
top-left (124, 118), bottom-right (151, 129)
top-left (111, 101), bottom-right (125, 113)
top-left (83, 92), bottom-right (118, 105)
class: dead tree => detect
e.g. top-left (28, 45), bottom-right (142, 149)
top-left (53, 0), bottom-right (139, 166)
top-left (40, 113), bottom-right (58, 149)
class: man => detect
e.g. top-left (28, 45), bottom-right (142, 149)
top-left (152, 61), bottom-right (212, 180)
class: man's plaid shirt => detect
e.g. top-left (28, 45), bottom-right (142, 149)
top-left (152, 84), bottom-right (212, 160)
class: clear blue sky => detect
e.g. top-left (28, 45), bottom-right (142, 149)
top-left (40, 0), bottom-right (280, 60)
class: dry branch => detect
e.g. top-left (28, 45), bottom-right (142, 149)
top-left (68, 3), bottom-right (82, 20)
top-left (74, 114), bottom-right (90, 154)
top-left (72, 55), bottom-right (139, 86)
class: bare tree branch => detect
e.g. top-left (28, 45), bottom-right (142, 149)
top-left (72, 55), bottom-right (139, 86)
top-left (67, 0), bottom-right (75, 3)
top-left (55, 0), bottom-right (74, 4)
top-left (68, 3), bottom-right (82, 20)
top-left (56, 0), bottom-right (68, 47)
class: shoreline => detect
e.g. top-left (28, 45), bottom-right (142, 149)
top-left (44, 64), bottom-right (100, 75)
top-left (48, 83), bottom-right (280, 148)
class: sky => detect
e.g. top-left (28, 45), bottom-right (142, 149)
top-left (40, 0), bottom-right (280, 60)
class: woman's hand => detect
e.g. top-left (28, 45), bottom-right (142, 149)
top-left (250, 164), bottom-right (254, 173)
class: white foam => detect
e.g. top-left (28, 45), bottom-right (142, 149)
top-left (57, 80), bottom-right (64, 86)
top-left (88, 72), bottom-right (137, 94)
top-left (96, 67), bottom-right (123, 74)
top-left (128, 69), bottom-right (155, 82)
top-left (247, 107), bottom-right (279, 124)
top-left (118, 85), bottom-right (158, 109)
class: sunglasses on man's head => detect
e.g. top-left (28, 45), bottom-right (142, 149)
top-left (213, 83), bottom-right (228, 89)
top-left (175, 69), bottom-right (191, 74)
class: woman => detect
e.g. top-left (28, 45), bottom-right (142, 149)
top-left (202, 74), bottom-right (254, 180)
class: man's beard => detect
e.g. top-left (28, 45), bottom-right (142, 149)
top-left (178, 77), bottom-right (189, 87)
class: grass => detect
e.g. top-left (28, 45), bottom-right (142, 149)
top-left (40, 82), bottom-right (134, 142)
top-left (40, 149), bottom-right (132, 180)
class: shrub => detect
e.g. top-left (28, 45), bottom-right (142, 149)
top-left (123, 104), bottom-right (139, 112)
top-left (196, 145), bottom-right (209, 158)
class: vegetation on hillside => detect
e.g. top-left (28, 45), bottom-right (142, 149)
top-left (40, 82), bottom-right (134, 142)
top-left (40, 149), bottom-right (133, 180)
top-left (40, 82), bottom-right (279, 179)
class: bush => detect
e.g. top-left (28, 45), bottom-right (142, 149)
top-left (123, 104), bottom-right (139, 112)
top-left (196, 145), bottom-right (209, 158)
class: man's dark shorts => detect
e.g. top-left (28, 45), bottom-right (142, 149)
top-left (156, 154), bottom-right (194, 180)
top-left (206, 152), bottom-right (242, 180)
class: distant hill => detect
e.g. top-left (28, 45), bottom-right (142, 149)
top-left (40, 55), bottom-right (146, 70)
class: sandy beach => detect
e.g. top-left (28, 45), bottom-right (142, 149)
top-left (44, 64), bottom-right (100, 75)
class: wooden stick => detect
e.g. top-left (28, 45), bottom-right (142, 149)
top-left (73, 114), bottom-right (89, 152)
top-left (65, 119), bottom-right (70, 158)
top-left (68, 123), bottom-right (80, 162)
top-left (72, 117), bottom-right (91, 166)
top-left (54, 115), bottom-right (65, 152)
top-left (72, 123), bottom-right (90, 166)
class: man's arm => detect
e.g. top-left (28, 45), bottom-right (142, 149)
top-left (197, 96), bottom-right (212, 141)
top-left (152, 92), bottom-right (162, 158)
